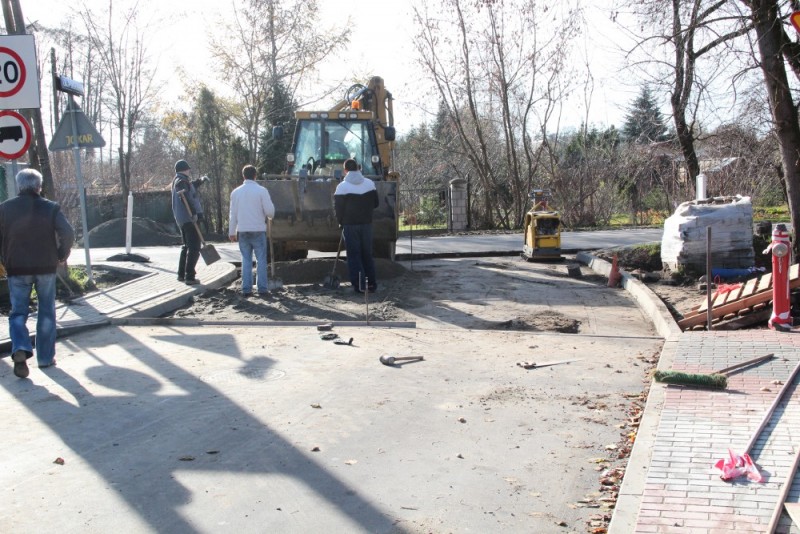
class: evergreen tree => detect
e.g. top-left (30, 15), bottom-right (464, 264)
top-left (192, 86), bottom-right (234, 234)
top-left (622, 86), bottom-right (668, 144)
top-left (258, 82), bottom-right (298, 175)
top-left (432, 100), bottom-right (451, 143)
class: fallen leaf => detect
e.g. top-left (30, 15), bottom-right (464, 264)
top-left (311, 403), bottom-right (321, 409)
top-left (53, 457), bottom-right (65, 465)
top-left (311, 446), bottom-right (320, 452)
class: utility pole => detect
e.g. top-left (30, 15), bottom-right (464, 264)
top-left (1, 0), bottom-right (55, 199)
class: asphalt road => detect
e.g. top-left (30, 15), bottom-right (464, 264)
top-left (72, 228), bottom-right (664, 268)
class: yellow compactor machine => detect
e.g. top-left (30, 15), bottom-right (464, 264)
top-left (522, 189), bottom-right (562, 261)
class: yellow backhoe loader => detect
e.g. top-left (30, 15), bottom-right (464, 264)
top-left (263, 76), bottom-right (398, 260)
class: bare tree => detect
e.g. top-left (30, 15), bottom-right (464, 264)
top-left (413, 0), bottom-right (582, 229)
top-left (78, 0), bottom-right (161, 201)
top-left (621, 1), bottom-right (752, 186)
top-left (210, 0), bottom-right (349, 163)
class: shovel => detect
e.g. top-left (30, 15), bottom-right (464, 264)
top-left (323, 231), bottom-right (344, 289)
top-left (267, 218), bottom-right (283, 290)
top-left (178, 191), bottom-right (220, 265)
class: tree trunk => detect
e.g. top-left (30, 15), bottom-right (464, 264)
top-left (2, 0), bottom-right (55, 198)
top-left (749, 0), bottom-right (800, 257)
top-left (674, 114), bottom-right (700, 186)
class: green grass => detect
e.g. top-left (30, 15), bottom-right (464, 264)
top-left (399, 222), bottom-right (447, 232)
top-left (753, 205), bottom-right (789, 221)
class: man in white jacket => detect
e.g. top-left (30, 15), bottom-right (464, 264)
top-left (229, 165), bottom-right (276, 296)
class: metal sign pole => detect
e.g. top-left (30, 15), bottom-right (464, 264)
top-left (68, 97), bottom-right (93, 282)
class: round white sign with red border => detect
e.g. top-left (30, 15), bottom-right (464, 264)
top-left (0, 110), bottom-right (31, 159)
top-left (0, 46), bottom-right (26, 98)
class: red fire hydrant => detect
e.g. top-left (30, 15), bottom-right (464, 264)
top-left (763, 223), bottom-right (792, 331)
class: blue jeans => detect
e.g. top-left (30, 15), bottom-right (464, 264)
top-left (238, 231), bottom-right (268, 294)
top-left (343, 224), bottom-right (377, 291)
top-left (8, 274), bottom-right (57, 365)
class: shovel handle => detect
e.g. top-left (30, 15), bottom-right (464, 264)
top-left (178, 191), bottom-right (206, 246)
top-left (268, 218), bottom-right (275, 277)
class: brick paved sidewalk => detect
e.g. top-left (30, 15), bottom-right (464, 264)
top-left (629, 331), bottom-right (800, 534)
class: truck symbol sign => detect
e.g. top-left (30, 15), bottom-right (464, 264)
top-left (0, 125), bottom-right (23, 142)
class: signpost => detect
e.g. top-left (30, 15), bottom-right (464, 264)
top-left (50, 77), bottom-right (105, 281)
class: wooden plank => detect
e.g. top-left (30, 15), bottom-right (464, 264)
top-left (729, 281), bottom-right (747, 302)
top-left (677, 264), bottom-right (800, 330)
top-left (756, 272), bottom-right (773, 293)
top-left (712, 309), bottom-right (771, 330)
top-left (720, 283), bottom-right (745, 306)
top-left (738, 276), bottom-right (761, 299)
top-left (679, 278), bottom-right (800, 329)
top-left (698, 290), bottom-right (724, 312)
top-left (785, 503), bottom-right (800, 526)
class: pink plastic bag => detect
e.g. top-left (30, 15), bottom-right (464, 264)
top-left (713, 449), bottom-right (763, 482)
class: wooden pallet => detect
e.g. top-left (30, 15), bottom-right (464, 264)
top-left (677, 264), bottom-right (800, 330)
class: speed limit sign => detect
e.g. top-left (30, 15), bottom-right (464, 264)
top-left (0, 35), bottom-right (40, 110)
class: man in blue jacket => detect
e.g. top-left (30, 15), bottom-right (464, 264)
top-left (171, 159), bottom-right (204, 285)
top-left (0, 169), bottom-right (74, 378)
top-left (334, 159), bottom-right (379, 293)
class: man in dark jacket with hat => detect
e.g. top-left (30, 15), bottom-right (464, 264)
top-left (171, 159), bottom-right (204, 285)
top-left (0, 169), bottom-right (74, 378)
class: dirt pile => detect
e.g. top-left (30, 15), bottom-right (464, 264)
top-left (269, 258), bottom-right (408, 285)
top-left (82, 217), bottom-right (181, 247)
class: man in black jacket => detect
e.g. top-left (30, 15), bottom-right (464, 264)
top-left (0, 169), bottom-right (74, 378)
top-left (334, 159), bottom-right (379, 293)
top-left (171, 159), bottom-right (204, 285)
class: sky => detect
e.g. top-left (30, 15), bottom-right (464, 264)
top-left (19, 0), bottom-right (636, 136)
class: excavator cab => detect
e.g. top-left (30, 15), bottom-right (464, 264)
top-left (289, 115), bottom-right (384, 177)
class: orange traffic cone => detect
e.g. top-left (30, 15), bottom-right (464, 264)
top-left (608, 253), bottom-right (622, 288)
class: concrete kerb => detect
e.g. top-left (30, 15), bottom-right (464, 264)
top-left (576, 251), bottom-right (681, 534)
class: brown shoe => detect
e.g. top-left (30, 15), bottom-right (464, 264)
top-left (12, 350), bottom-right (29, 379)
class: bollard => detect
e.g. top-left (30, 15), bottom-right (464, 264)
top-left (607, 253), bottom-right (621, 288)
top-left (763, 223), bottom-right (792, 331)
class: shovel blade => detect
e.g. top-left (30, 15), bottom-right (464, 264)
top-left (200, 244), bottom-right (221, 265)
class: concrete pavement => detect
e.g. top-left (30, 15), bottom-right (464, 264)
top-left (2, 229), bottom-right (800, 533)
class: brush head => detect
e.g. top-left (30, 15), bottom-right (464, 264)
top-left (653, 370), bottom-right (728, 390)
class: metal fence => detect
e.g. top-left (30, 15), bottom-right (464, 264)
top-left (398, 187), bottom-right (450, 229)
